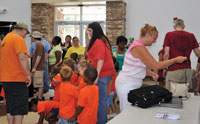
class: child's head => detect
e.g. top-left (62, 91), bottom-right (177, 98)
top-left (70, 52), bottom-right (78, 63)
top-left (77, 55), bottom-right (86, 62)
top-left (83, 67), bottom-right (98, 85)
top-left (29, 98), bottom-right (38, 112)
top-left (60, 66), bottom-right (72, 82)
top-left (63, 58), bottom-right (76, 70)
top-left (77, 61), bottom-right (91, 76)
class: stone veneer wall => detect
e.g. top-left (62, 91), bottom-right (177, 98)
top-left (106, 1), bottom-right (126, 46)
top-left (31, 3), bottom-right (54, 42)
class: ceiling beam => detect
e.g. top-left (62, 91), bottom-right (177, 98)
top-left (30, 0), bottom-right (125, 4)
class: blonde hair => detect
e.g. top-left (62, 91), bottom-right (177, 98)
top-left (78, 61), bottom-right (91, 68)
top-left (140, 24), bottom-right (158, 38)
top-left (60, 66), bottom-right (72, 82)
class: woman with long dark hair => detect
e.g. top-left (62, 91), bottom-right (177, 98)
top-left (86, 22), bottom-right (115, 124)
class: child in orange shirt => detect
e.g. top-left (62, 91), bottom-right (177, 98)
top-left (63, 58), bottom-right (78, 85)
top-left (77, 61), bottom-right (92, 90)
top-left (68, 67), bottom-right (99, 124)
top-left (29, 98), bottom-right (59, 124)
top-left (59, 66), bottom-right (79, 124)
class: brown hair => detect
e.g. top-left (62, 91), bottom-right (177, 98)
top-left (140, 24), bottom-right (158, 38)
top-left (60, 66), bottom-right (72, 82)
top-left (63, 58), bottom-right (76, 70)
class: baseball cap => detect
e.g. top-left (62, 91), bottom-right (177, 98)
top-left (14, 23), bottom-right (30, 34)
top-left (30, 31), bottom-right (42, 38)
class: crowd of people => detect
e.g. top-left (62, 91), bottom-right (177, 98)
top-left (0, 17), bottom-right (200, 124)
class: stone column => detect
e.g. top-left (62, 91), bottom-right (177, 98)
top-left (106, 1), bottom-right (126, 46)
top-left (31, 3), bottom-right (54, 42)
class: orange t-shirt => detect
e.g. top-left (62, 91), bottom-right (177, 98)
top-left (0, 32), bottom-right (29, 82)
top-left (77, 85), bottom-right (99, 124)
top-left (52, 75), bottom-right (62, 101)
top-left (77, 76), bottom-right (86, 91)
top-left (37, 101), bottom-right (59, 114)
top-left (59, 82), bottom-right (79, 119)
top-left (71, 71), bottom-right (78, 85)
top-left (87, 39), bottom-right (115, 78)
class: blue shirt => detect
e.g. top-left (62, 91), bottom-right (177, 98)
top-left (30, 39), bottom-right (51, 56)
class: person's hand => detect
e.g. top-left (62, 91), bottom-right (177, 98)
top-left (68, 116), bottom-right (76, 123)
top-left (175, 56), bottom-right (187, 63)
top-left (152, 73), bottom-right (159, 81)
top-left (53, 78), bottom-right (60, 84)
top-left (32, 68), bottom-right (36, 73)
top-left (26, 75), bottom-right (32, 87)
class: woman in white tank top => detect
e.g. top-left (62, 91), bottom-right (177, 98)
top-left (116, 24), bottom-right (187, 112)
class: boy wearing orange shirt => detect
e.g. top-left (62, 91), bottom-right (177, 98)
top-left (59, 66), bottom-right (79, 124)
top-left (29, 98), bottom-right (59, 124)
top-left (68, 67), bottom-right (99, 124)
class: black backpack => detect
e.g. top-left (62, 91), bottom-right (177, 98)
top-left (128, 85), bottom-right (172, 108)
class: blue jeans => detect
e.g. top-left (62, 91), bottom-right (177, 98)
top-left (97, 76), bottom-right (112, 124)
top-left (43, 62), bottom-right (49, 92)
top-left (60, 118), bottom-right (76, 124)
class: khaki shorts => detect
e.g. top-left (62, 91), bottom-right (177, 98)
top-left (165, 69), bottom-right (193, 90)
top-left (33, 71), bottom-right (44, 88)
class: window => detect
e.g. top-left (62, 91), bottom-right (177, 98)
top-left (55, 2), bottom-right (106, 46)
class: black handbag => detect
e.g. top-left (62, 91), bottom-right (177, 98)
top-left (128, 85), bottom-right (172, 108)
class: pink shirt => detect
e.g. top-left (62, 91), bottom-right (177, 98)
top-left (117, 39), bottom-right (146, 83)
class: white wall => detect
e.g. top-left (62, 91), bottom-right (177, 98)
top-left (0, 0), bottom-right (31, 51)
top-left (126, 0), bottom-right (200, 69)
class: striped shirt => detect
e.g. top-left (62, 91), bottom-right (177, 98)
top-left (117, 39), bottom-right (146, 83)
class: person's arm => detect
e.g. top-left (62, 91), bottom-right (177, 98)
top-left (18, 53), bottom-right (31, 87)
top-left (195, 62), bottom-right (200, 78)
top-left (193, 48), bottom-right (200, 57)
top-left (163, 47), bottom-right (170, 61)
top-left (132, 46), bottom-right (187, 70)
top-left (32, 56), bottom-right (41, 73)
top-left (68, 106), bottom-right (84, 123)
top-left (55, 51), bottom-right (61, 64)
top-left (94, 59), bottom-right (104, 84)
top-left (37, 112), bottom-right (45, 124)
